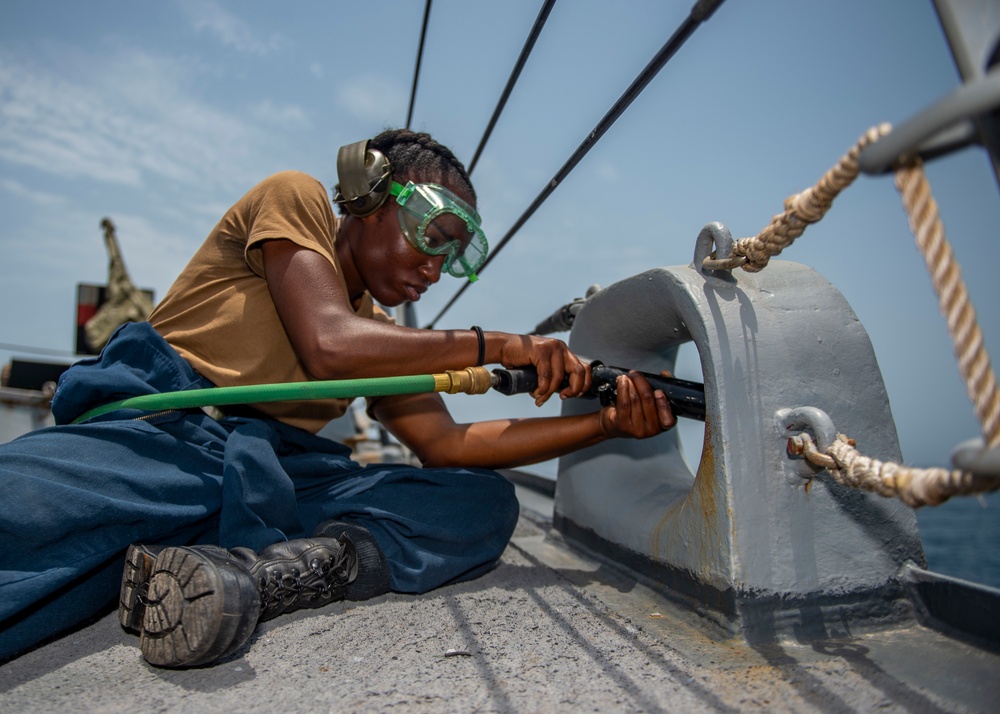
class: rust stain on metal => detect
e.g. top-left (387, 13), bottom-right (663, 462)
top-left (651, 420), bottom-right (717, 564)
top-left (694, 420), bottom-right (717, 520)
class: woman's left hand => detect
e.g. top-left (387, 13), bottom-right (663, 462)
top-left (598, 371), bottom-right (676, 439)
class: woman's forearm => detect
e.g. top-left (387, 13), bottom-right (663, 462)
top-left (420, 411), bottom-right (608, 470)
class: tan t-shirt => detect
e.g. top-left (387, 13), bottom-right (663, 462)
top-left (148, 170), bottom-right (391, 433)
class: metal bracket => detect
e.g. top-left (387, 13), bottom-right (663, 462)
top-left (951, 437), bottom-right (1000, 477)
top-left (693, 222), bottom-right (743, 275)
top-left (858, 68), bottom-right (1000, 174)
top-left (776, 406), bottom-right (837, 483)
top-left (859, 0), bottom-right (1000, 187)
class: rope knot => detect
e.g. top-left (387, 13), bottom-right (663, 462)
top-left (789, 432), bottom-right (1000, 508)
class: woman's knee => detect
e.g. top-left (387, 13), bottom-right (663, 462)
top-left (466, 468), bottom-right (519, 541)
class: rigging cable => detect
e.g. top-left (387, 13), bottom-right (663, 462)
top-left (406, 0), bottom-right (433, 129)
top-left (426, 0), bottom-right (726, 328)
top-left (467, 0), bottom-right (558, 175)
top-left (399, 0), bottom-right (556, 332)
top-left (0, 342), bottom-right (77, 359)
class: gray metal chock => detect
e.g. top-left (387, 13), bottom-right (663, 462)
top-left (554, 225), bottom-right (925, 642)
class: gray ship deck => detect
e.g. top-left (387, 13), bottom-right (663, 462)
top-left (1, 483), bottom-right (997, 713)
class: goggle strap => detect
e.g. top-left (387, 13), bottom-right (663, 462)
top-left (390, 181), bottom-right (416, 205)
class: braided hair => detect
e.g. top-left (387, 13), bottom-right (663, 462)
top-left (372, 128), bottom-right (476, 201)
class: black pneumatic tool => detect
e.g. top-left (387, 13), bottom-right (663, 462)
top-left (490, 361), bottom-right (706, 422)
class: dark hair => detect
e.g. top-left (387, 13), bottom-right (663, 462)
top-left (369, 129), bottom-right (474, 200)
top-left (375, 128), bottom-right (475, 198)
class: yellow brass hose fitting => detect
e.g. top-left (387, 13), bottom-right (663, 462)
top-left (434, 366), bottom-right (493, 394)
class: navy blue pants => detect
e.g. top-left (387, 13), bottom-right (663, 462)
top-left (0, 323), bottom-right (519, 662)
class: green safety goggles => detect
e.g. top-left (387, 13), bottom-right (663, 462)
top-left (389, 181), bottom-right (488, 280)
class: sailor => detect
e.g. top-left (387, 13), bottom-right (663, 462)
top-left (0, 129), bottom-right (675, 668)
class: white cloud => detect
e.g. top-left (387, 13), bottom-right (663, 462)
top-left (0, 58), bottom-right (143, 185)
top-left (0, 50), bottom-right (265, 192)
top-left (336, 74), bottom-right (408, 124)
top-left (252, 98), bottom-right (309, 128)
top-left (309, 62), bottom-right (325, 80)
top-left (0, 178), bottom-right (66, 206)
top-left (594, 161), bottom-right (621, 183)
top-left (177, 0), bottom-right (281, 55)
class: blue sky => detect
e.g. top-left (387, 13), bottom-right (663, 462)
top-left (1, 0), bottom-right (998, 477)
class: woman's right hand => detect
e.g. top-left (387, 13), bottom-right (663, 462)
top-left (496, 333), bottom-right (591, 406)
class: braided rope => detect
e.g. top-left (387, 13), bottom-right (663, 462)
top-left (893, 161), bottom-right (1000, 448)
top-left (749, 131), bottom-right (1000, 446)
top-left (734, 124), bottom-right (1000, 502)
top-left (789, 433), bottom-right (1000, 508)
top-left (730, 124), bottom-right (892, 272)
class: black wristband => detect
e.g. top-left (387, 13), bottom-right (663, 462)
top-left (470, 325), bottom-right (485, 366)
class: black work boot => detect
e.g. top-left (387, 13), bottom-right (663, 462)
top-left (119, 528), bottom-right (375, 669)
top-left (119, 543), bottom-right (263, 668)
top-left (119, 543), bottom-right (165, 633)
top-left (234, 534), bottom-right (359, 622)
top-left (312, 520), bottom-right (391, 602)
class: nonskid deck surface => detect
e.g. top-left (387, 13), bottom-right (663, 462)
top-left (1, 486), bottom-right (997, 713)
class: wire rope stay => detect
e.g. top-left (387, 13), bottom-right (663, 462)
top-left (405, 0), bottom-right (433, 130)
top-left (426, 0), bottom-right (727, 328)
top-left (467, 0), bottom-right (558, 176)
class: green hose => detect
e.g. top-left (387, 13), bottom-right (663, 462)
top-left (71, 373), bottom-right (441, 424)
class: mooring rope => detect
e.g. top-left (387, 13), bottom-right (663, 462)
top-left (730, 124), bottom-right (1000, 503)
top-left (893, 160), bottom-right (1000, 448)
top-left (789, 432), bottom-right (1000, 508)
top-left (724, 124), bottom-right (892, 272)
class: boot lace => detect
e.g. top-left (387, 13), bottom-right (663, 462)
top-left (259, 547), bottom-right (355, 612)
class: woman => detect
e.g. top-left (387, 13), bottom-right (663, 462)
top-left (0, 129), bottom-right (674, 668)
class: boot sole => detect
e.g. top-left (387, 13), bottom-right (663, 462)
top-left (129, 547), bottom-right (259, 668)
top-left (119, 544), bottom-right (160, 632)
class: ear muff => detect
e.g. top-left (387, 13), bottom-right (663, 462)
top-left (334, 140), bottom-right (393, 217)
